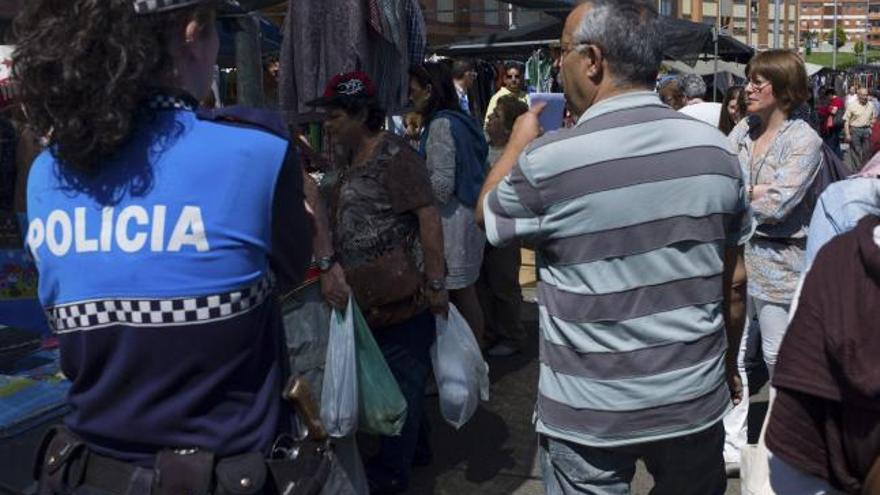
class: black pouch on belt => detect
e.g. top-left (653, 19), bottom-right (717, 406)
top-left (266, 438), bottom-right (333, 495)
top-left (32, 426), bottom-right (88, 495)
top-left (154, 449), bottom-right (214, 495)
top-left (214, 452), bottom-right (268, 495)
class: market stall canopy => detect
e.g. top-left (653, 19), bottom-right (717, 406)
top-left (663, 59), bottom-right (746, 78)
top-left (804, 62), bottom-right (824, 77)
top-left (236, 0), bottom-right (286, 11)
top-left (431, 18), bottom-right (561, 57)
top-left (433, 15), bottom-right (753, 64)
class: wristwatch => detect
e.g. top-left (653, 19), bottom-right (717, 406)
top-left (316, 254), bottom-right (336, 273)
top-left (426, 278), bottom-right (446, 292)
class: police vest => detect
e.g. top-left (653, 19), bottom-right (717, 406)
top-left (25, 93), bottom-right (292, 464)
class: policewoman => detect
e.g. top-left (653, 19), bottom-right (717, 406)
top-left (15, 0), bottom-right (314, 492)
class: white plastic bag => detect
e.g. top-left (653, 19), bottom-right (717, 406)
top-left (741, 394), bottom-right (776, 495)
top-left (320, 297), bottom-right (359, 437)
top-left (431, 304), bottom-right (490, 429)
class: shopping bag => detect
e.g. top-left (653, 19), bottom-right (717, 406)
top-left (353, 302), bottom-right (407, 436)
top-left (741, 395), bottom-right (776, 495)
top-left (431, 304), bottom-right (490, 429)
top-left (320, 297), bottom-right (359, 438)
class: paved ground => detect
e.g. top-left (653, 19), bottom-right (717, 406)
top-left (405, 291), bottom-right (770, 495)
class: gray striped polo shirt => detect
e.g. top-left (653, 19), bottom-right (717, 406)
top-left (483, 91), bottom-right (752, 447)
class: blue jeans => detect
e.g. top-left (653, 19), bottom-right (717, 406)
top-left (366, 310), bottom-right (436, 490)
top-left (540, 422), bottom-right (726, 495)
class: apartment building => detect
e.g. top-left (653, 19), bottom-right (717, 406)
top-left (800, 1), bottom-right (880, 49)
top-left (421, 0), bottom-right (554, 46)
top-left (660, 0), bottom-right (800, 49)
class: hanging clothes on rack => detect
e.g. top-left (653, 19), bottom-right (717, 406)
top-left (405, 0), bottom-right (427, 69)
top-left (525, 50), bottom-right (554, 93)
top-left (368, 0), bottom-right (411, 113)
top-left (470, 60), bottom-right (498, 124)
top-left (279, 0), bottom-right (369, 121)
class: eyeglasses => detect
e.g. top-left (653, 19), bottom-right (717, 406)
top-left (746, 79), bottom-right (772, 93)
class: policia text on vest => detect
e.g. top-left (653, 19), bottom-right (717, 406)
top-left (26, 205), bottom-right (210, 258)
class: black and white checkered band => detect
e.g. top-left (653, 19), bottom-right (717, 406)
top-left (47, 276), bottom-right (274, 334)
top-left (147, 93), bottom-right (197, 112)
top-left (133, 0), bottom-right (205, 15)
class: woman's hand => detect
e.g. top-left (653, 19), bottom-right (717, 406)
top-left (427, 288), bottom-right (449, 317)
top-left (320, 263), bottom-right (351, 311)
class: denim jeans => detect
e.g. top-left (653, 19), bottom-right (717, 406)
top-left (366, 310), bottom-right (436, 490)
top-left (540, 422), bottom-right (726, 495)
top-left (769, 454), bottom-right (843, 494)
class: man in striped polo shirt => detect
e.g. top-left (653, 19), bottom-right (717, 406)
top-left (477, 1), bottom-right (751, 493)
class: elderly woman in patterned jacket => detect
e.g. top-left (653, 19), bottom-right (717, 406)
top-left (309, 72), bottom-right (447, 494)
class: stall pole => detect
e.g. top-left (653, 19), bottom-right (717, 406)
top-left (235, 12), bottom-right (265, 107)
top-left (833, 0), bottom-right (838, 70)
top-left (713, 25), bottom-right (720, 102)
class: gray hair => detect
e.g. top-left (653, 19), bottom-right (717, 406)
top-left (679, 73), bottom-right (707, 99)
top-left (572, 0), bottom-right (663, 86)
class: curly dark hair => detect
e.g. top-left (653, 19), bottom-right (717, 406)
top-left (13, 0), bottom-right (214, 175)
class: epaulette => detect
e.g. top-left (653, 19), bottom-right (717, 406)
top-left (196, 106), bottom-right (289, 140)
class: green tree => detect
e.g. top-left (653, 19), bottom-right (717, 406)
top-left (825, 26), bottom-right (847, 48)
top-left (855, 40), bottom-right (865, 57)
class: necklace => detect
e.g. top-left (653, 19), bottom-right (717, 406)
top-left (748, 122), bottom-right (789, 187)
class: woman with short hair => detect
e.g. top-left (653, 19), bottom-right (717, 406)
top-left (729, 49), bottom-right (823, 379)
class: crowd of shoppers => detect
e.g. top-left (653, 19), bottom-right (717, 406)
top-left (11, 0), bottom-right (880, 494)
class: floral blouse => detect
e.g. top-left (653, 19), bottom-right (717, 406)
top-left (729, 118), bottom-right (824, 304)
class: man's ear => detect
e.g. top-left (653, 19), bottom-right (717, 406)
top-left (582, 44), bottom-right (604, 80)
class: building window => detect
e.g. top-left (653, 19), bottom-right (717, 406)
top-left (438, 0), bottom-right (454, 23)
top-left (484, 0), bottom-right (499, 25)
